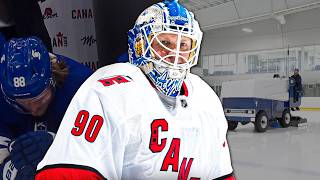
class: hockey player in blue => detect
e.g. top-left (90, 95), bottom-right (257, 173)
top-left (0, 37), bottom-right (93, 180)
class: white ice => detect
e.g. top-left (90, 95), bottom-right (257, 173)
top-left (228, 111), bottom-right (320, 180)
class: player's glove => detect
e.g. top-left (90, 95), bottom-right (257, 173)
top-left (15, 165), bottom-right (36, 180)
top-left (1, 156), bottom-right (40, 180)
top-left (10, 131), bottom-right (54, 171)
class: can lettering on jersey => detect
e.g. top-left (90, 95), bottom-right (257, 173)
top-left (149, 119), bottom-right (200, 180)
top-left (149, 119), bottom-right (168, 153)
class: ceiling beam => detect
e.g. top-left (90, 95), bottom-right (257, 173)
top-left (232, 0), bottom-right (241, 19)
top-left (201, 1), bottom-right (320, 31)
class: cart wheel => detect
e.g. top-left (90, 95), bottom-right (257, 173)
top-left (255, 111), bottom-right (268, 132)
top-left (228, 121), bottom-right (238, 131)
top-left (279, 109), bottom-right (291, 128)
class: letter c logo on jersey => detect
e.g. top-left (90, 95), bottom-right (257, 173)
top-left (149, 119), bottom-right (200, 180)
top-left (98, 75), bottom-right (132, 87)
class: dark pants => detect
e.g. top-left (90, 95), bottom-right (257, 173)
top-left (294, 88), bottom-right (302, 102)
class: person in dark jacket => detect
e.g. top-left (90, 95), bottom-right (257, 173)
top-left (291, 68), bottom-right (303, 110)
top-left (0, 0), bottom-right (52, 52)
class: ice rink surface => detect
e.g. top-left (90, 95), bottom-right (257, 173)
top-left (228, 111), bottom-right (320, 180)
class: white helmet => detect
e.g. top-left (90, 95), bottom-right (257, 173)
top-left (128, 0), bottom-right (203, 97)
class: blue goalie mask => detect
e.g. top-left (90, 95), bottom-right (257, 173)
top-left (128, 0), bottom-right (203, 97)
top-left (0, 37), bottom-right (53, 113)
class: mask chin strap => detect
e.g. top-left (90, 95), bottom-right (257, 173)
top-left (168, 68), bottom-right (186, 79)
top-left (152, 62), bottom-right (187, 79)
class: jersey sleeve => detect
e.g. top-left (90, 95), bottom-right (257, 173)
top-left (209, 89), bottom-right (235, 179)
top-left (36, 82), bottom-right (128, 179)
top-left (0, 123), bottom-right (17, 180)
top-left (0, 124), bottom-right (12, 164)
top-left (187, 74), bottom-right (234, 179)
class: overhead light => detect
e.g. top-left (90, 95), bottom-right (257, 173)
top-left (242, 28), bottom-right (253, 33)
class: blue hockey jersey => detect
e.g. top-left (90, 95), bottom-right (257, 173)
top-left (0, 54), bottom-right (93, 175)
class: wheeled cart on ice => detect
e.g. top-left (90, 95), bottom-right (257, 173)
top-left (222, 77), bottom-right (305, 132)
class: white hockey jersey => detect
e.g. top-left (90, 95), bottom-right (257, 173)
top-left (36, 63), bottom-right (233, 180)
